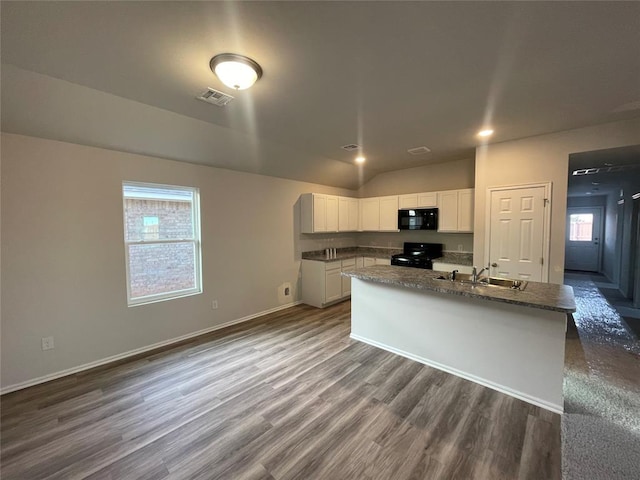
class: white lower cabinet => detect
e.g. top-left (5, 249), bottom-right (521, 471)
top-left (341, 258), bottom-right (355, 295)
top-left (363, 257), bottom-right (376, 267)
top-left (302, 258), bottom-right (356, 308)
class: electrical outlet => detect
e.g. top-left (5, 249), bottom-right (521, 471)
top-left (457, 244), bottom-right (463, 252)
top-left (212, 300), bottom-right (218, 310)
top-left (41, 336), bottom-right (55, 351)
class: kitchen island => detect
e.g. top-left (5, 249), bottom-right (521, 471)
top-left (342, 266), bottom-right (575, 413)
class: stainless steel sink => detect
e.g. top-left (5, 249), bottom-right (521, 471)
top-left (434, 274), bottom-right (527, 291)
top-left (479, 277), bottom-right (528, 291)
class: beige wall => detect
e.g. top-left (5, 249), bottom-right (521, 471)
top-left (473, 118), bottom-right (640, 285)
top-left (357, 157), bottom-right (475, 197)
top-left (0, 133), bottom-right (357, 390)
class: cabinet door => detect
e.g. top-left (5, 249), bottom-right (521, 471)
top-left (417, 192), bottom-right (437, 207)
top-left (361, 198), bottom-right (380, 231)
top-left (437, 191), bottom-right (459, 232)
top-left (457, 189), bottom-right (474, 232)
top-left (348, 198), bottom-right (359, 231)
top-left (342, 274), bottom-right (351, 296)
top-left (326, 196), bottom-right (339, 232)
top-left (398, 194), bottom-right (418, 209)
top-left (338, 197), bottom-right (350, 232)
top-left (313, 194), bottom-right (327, 232)
top-left (364, 257), bottom-right (376, 267)
top-left (355, 257), bottom-right (364, 269)
top-left (325, 268), bottom-right (343, 303)
top-left (379, 196), bottom-right (399, 231)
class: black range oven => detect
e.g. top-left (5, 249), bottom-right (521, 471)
top-left (391, 242), bottom-right (443, 269)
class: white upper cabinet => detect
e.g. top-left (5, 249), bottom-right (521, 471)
top-left (326, 195), bottom-right (339, 232)
top-left (437, 189), bottom-right (474, 233)
top-left (398, 194), bottom-right (418, 209)
top-left (418, 192), bottom-right (437, 207)
top-left (360, 198), bottom-right (380, 231)
top-left (301, 193), bottom-right (339, 233)
top-left (399, 192), bottom-right (437, 209)
top-left (338, 197), bottom-right (359, 232)
top-left (457, 189), bottom-right (474, 232)
top-left (302, 189), bottom-right (472, 234)
top-left (379, 196), bottom-right (399, 231)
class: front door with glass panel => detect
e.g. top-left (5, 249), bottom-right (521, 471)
top-left (565, 207), bottom-right (603, 272)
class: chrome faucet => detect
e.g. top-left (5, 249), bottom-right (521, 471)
top-left (448, 269), bottom-right (459, 281)
top-left (472, 266), bottom-right (487, 284)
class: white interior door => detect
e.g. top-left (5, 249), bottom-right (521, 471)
top-left (488, 186), bottom-right (547, 282)
top-left (565, 207), bottom-right (603, 272)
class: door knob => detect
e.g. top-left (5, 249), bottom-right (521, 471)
top-left (491, 263), bottom-right (498, 267)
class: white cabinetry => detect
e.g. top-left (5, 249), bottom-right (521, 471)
top-left (437, 189), bottom-right (474, 233)
top-left (418, 192), bottom-right (438, 207)
top-left (301, 193), bottom-right (339, 233)
top-left (457, 189), bottom-right (474, 232)
top-left (399, 192), bottom-right (438, 209)
top-left (363, 257), bottom-right (376, 267)
top-left (338, 197), bottom-right (359, 232)
top-left (379, 196), bottom-right (399, 231)
top-left (375, 258), bottom-right (391, 265)
top-left (301, 259), bottom-right (355, 308)
top-left (341, 258), bottom-right (355, 295)
top-left (301, 193), bottom-right (353, 233)
top-left (360, 198), bottom-right (380, 231)
top-left (360, 196), bottom-right (398, 232)
top-left (399, 194), bottom-right (418, 209)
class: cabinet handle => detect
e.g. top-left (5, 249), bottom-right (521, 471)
top-left (491, 263), bottom-right (498, 267)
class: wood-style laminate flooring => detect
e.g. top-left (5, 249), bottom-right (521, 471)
top-left (0, 301), bottom-right (561, 480)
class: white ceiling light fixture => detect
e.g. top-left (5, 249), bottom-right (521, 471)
top-left (355, 156), bottom-right (366, 164)
top-left (210, 53), bottom-right (263, 90)
top-left (477, 128), bottom-right (494, 137)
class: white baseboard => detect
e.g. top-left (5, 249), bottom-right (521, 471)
top-left (350, 333), bottom-right (564, 414)
top-left (1, 301), bottom-right (302, 395)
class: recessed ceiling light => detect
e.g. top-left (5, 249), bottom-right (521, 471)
top-left (355, 156), bottom-right (366, 164)
top-left (477, 129), bottom-right (494, 137)
top-left (586, 192), bottom-right (592, 195)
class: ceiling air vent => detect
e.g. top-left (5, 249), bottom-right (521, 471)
top-left (407, 146), bottom-right (431, 155)
top-left (341, 144), bottom-right (360, 152)
top-left (196, 88), bottom-right (234, 107)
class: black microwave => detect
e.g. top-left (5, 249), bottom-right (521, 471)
top-left (398, 208), bottom-right (438, 230)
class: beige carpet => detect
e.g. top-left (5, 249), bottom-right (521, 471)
top-left (563, 274), bottom-right (640, 479)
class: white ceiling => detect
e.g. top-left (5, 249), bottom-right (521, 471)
top-left (2, 1), bottom-right (639, 189)
top-left (567, 145), bottom-right (640, 198)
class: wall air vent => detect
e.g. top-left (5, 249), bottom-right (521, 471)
top-left (196, 88), bottom-right (234, 107)
top-left (407, 146), bottom-right (431, 155)
top-left (341, 144), bottom-right (360, 152)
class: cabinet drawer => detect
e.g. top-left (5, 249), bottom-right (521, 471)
top-left (324, 260), bottom-right (342, 271)
top-left (341, 258), bottom-right (356, 268)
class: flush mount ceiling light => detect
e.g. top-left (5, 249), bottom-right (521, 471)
top-left (210, 53), bottom-right (263, 90)
top-left (477, 129), bottom-right (494, 137)
top-left (355, 156), bottom-right (366, 164)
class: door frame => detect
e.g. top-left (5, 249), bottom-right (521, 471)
top-left (565, 205), bottom-right (604, 272)
top-left (484, 182), bottom-right (552, 283)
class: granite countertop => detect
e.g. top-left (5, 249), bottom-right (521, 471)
top-left (302, 247), bottom-right (402, 262)
top-left (342, 265), bottom-right (576, 313)
top-left (301, 247), bottom-right (472, 264)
